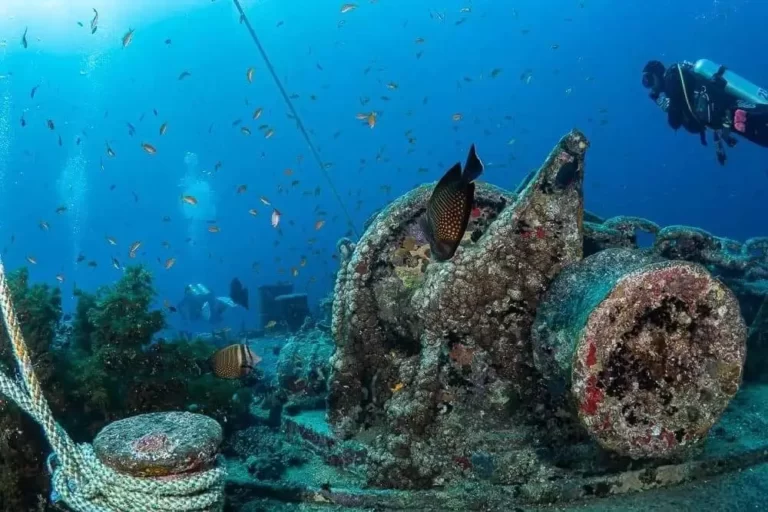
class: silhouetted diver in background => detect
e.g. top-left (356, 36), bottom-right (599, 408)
top-left (642, 58), bottom-right (768, 165)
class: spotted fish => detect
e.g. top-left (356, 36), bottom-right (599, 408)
top-left (419, 144), bottom-right (483, 261)
top-left (210, 343), bottom-right (261, 379)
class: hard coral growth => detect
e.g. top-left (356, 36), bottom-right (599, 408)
top-left (533, 248), bottom-right (747, 459)
top-left (225, 425), bottom-right (308, 481)
top-left (329, 130), bottom-right (588, 488)
top-left (276, 334), bottom-right (334, 415)
top-left (583, 215), bottom-right (768, 387)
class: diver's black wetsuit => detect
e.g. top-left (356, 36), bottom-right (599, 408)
top-left (662, 64), bottom-right (726, 139)
top-left (645, 60), bottom-right (768, 163)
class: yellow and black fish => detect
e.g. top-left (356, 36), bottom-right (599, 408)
top-left (210, 343), bottom-right (261, 379)
top-left (419, 144), bottom-right (483, 261)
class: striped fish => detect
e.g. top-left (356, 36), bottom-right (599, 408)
top-left (210, 343), bottom-right (262, 379)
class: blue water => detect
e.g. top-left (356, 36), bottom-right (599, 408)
top-left (0, 0), bottom-right (763, 325)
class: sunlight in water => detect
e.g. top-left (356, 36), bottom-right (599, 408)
top-left (55, 50), bottom-right (105, 263)
top-left (56, 149), bottom-right (88, 263)
top-left (0, 80), bottom-right (11, 202)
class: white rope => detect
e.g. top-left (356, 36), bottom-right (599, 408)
top-left (0, 258), bottom-right (226, 511)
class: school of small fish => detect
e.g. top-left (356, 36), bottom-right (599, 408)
top-left (5, 2), bottom-right (601, 332)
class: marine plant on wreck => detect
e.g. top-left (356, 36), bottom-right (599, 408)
top-left (0, 267), bottom-right (62, 511)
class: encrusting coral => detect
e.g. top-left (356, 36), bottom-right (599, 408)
top-left (392, 236), bottom-right (432, 290)
top-left (329, 130), bottom-right (587, 488)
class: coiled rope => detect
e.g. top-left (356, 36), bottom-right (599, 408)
top-left (0, 257), bottom-right (226, 511)
top-left (232, 0), bottom-right (360, 238)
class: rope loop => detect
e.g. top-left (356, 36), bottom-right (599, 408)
top-left (0, 256), bottom-right (227, 511)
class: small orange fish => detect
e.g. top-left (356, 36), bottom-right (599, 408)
top-left (141, 142), bottom-right (157, 154)
top-left (164, 257), bottom-right (176, 269)
top-left (271, 208), bottom-right (281, 228)
top-left (246, 67), bottom-right (255, 83)
top-left (182, 195), bottom-right (198, 205)
top-left (314, 219), bottom-right (326, 230)
top-left (284, 168), bottom-right (293, 176)
top-left (367, 112), bottom-right (376, 129)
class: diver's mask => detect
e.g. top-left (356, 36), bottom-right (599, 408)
top-left (643, 72), bottom-right (663, 100)
top-left (642, 71), bottom-right (654, 89)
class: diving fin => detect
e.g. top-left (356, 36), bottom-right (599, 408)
top-left (229, 278), bottom-right (249, 310)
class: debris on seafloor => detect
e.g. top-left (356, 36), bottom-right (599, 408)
top-left (93, 411), bottom-right (222, 477)
top-left (222, 133), bottom-right (768, 510)
top-left (329, 130), bottom-right (589, 488)
top-left (532, 248), bottom-right (747, 459)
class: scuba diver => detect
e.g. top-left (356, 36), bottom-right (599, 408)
top-left (177, 278), bottom-right (249, 325)
top-left (642, 58), bottom-right (768, 165)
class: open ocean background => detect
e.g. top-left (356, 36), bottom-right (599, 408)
top-left (0, 0), bottom-right (762, 332)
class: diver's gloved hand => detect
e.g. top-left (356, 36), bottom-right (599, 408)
top-left (655, 94), bottom-right (670, 112)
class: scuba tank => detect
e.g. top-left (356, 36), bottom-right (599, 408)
top-left (693, 59), bottom-right (768, 106)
